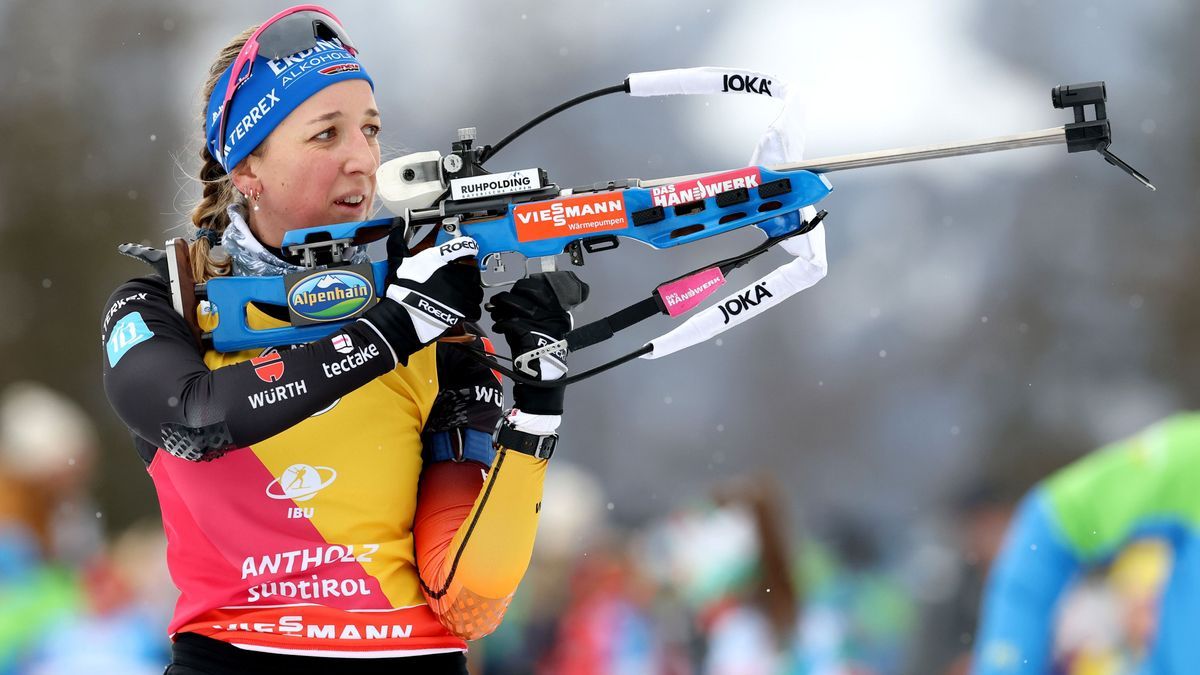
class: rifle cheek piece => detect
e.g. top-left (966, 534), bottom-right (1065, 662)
top-left (378, 150), bottom-right (446, 214)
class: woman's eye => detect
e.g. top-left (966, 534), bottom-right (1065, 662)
top-left (363, 124), bottom-right (381, 138)
top-left (314, 128), bottom-right (335, 141)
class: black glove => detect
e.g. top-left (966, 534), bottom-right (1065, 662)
top-left (423, 327), bottom-right (504, 436)
top-left (489, 271), bottom-right (589, 415)
top-left (361, 230), bottom-right (483, 364)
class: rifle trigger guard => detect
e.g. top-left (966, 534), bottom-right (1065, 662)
top-left (514, 339), bottom-right (569, 377)
top-left (480, 253), bottom-right (519, 289)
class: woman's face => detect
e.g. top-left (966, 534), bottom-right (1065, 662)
top-left (235, 80), bottom-right (381, 247)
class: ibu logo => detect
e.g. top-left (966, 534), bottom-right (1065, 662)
top-left (266, 464), bottom-right (338, 502)
top-left (288, 271), bottom-right (372, 321)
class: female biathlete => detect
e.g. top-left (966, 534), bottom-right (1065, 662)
top-left (974, 413), bottom-right (1200, 674)
top-left (100, 6), bottom-right (586, 673)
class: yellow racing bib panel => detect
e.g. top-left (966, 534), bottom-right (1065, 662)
top-left (148, 303), bottom-right (461, 655)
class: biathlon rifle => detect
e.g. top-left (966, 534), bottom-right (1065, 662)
top-left (124, 72), bottom-right (1151, 385)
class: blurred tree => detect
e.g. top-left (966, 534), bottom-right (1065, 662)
top-left (0, 0), bottom-right (1193, 539)
top-left (0, 0), bottom-right (199, 532)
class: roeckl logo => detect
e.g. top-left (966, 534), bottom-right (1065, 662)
top-left (718, 283), bottom-right (775, 324)
top-left (417, 298), bottom-right (456, 324)
top-left (265, 463), bottom-right (338, 502)
top-left (251, 350), bottom-right (286, 383)
top-left (439, 239), bottom-right (478, 257)
top-left (721, 73), bottom-right (772, 96)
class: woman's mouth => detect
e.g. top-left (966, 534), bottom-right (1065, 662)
top-left (333, 194), bottom-right (367, 213)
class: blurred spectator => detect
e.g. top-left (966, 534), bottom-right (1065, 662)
top-left (1106, 538), bottom-right (1171, 664)
top-left (0, 381), bottom-right (101, 566)
top-left (904, 484), bottom-right (1017, 675)
top-left (994, 536), bottom-right (1173, 675)
top-left (638, 484), bottom-right (780, 673)
top-left (539, 539), bottom-right (687, 675)
top-left (484, 462), bottom-right (692, 674)
top-left (20, 521), bottom-right (172, 674)
top-left (973, 413), bottom-right (1200, 674)
top-left (634, 475), bottom-right (818, 674)
top-left (477, 461), bottom-right (613, 674)
top-left (0, 382), bottom-right (172, 673)
top-left (0, 381), bottom-right (100, 673)
top-left (792, 518), bottom-right (913, 675)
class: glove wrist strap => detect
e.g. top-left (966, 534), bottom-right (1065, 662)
top-left (506, 409), bottom-right (561, 434)
top-left (385, 286), bottom-right (463, 344)
top-left (493, 417), bottom-right (557, 460)
top-left (359, 301), bottom-right (424, 366)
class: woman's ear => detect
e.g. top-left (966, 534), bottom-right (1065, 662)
top-left (229, 154), bottom-right (263, 197)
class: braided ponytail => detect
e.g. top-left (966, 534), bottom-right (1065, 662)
top-left (187, 26), bottom-right (257, 282)
top-left (189, 146), bottom-right (236, 281)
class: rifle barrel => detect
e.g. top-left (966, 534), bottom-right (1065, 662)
top-left (641, 126), bottom-right (1067, 188)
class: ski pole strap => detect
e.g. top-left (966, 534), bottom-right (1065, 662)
top-left (563, 253), bottom-right (760, 353)
top-left (642, 244), bottom-right (826, 360)
top-left (563, 210), bottom-right (826, 353)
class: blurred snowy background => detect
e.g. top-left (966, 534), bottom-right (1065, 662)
top-left (0, 0), bottom-right (1194, 672)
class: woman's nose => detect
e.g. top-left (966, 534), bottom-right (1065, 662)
top-left (343, 130), bottom-right (379, 176)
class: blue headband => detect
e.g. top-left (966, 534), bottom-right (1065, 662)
top-left (205, 38), bottom-right (373, 173)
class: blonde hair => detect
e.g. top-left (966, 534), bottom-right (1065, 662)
top-left (188, 26), bottom-right (257, 282)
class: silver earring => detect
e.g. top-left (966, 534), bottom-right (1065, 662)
top-left (252, 188), bottom-right (261, 212)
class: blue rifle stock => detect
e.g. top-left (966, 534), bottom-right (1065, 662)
top-left (199, 167), bottom-right (829, 352)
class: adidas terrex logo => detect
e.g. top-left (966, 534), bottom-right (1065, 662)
top-left (102, 292), bottom-right (147, 332)
top-left (223, 89), bottom-right (280, 158)
top-left (322, 344), bottom-right (380, 378)
top-left (718, 283), bottom-right (775, 324)
top-left (722, 73), bottom-right (772, 96)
